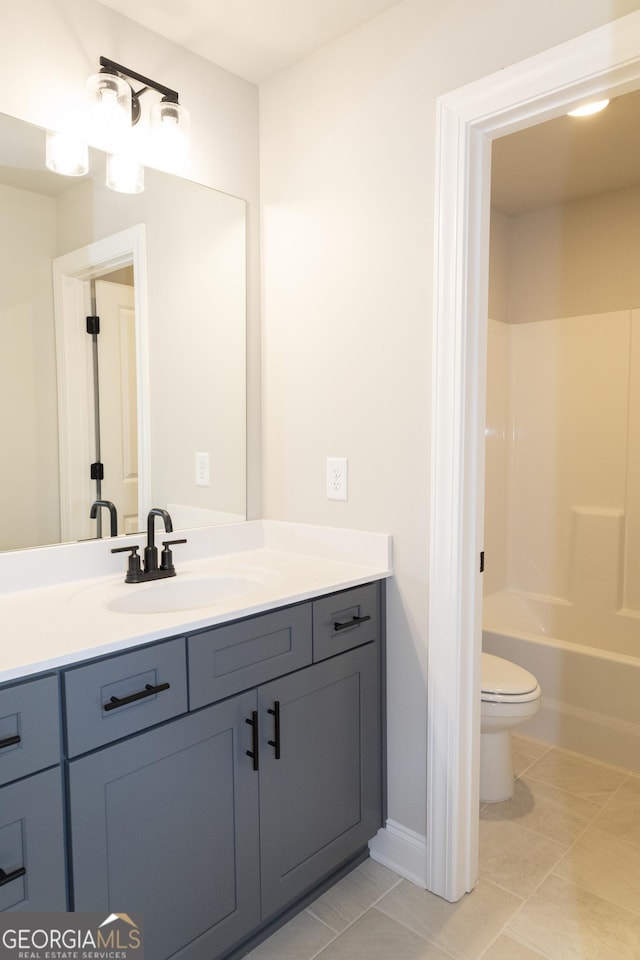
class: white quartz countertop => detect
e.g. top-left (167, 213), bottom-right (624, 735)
top-left (0, 520), bottom-right (392, 683)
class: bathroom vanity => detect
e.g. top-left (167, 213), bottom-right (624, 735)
top-left (0, 521), bottom-right (390, 960)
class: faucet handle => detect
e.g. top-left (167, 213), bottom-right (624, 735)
top-left (160, 538), bottom-right (187, 573)
top-left (111, 544), bottom-right (142, 582)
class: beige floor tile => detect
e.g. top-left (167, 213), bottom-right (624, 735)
top-left (506, 873), bottom-right (640, 960)
top-left (315, 908), bottom-right (452, 960)
top-left (553, 826), bottom-right (640, 918)
top-left (483, 774), bottom-right (601, 845)
top-left (376, 877), bottom-right (522, 960)
top-left (511, 734), bottom-right (551, 778)
top-left (306, 858), bottom-right (402, 933)
top-left (478, 813), bottom-right (566, 898)
top-left (244, 910), bottom-right (336, 960)
top-left (513, 750), bottom-right (537, 778)
top-left (525, 747), bottom-right (628, 803)
top-left (480, 933), bottom-right (548, 960)
top-left (591, 775), bottom-right (640, 848)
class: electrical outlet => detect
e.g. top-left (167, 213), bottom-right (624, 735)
top-left (195, 451), bottom-right (210, 487)
top-left (326, 457), bottom-right (348, 501)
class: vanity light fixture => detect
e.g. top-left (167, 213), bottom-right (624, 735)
top-left (106, 148), bottom-right (144, 194)
top-left (567, 98), bottom-right (610, 117)
top-left (89, 57), bottom-right (190, 192)
top-left (45, 130), bottom-right (89, 176)
top-left (46, 56), bottom-right (190, 193)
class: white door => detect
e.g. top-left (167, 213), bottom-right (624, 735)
top-left (93, 280), bottom-right (139, 535)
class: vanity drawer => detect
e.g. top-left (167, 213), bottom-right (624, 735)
top-left (188, 603), bottom-right (312, 709)
top-left (312, 582), bottom-right (380, 662)
top-left (64, 638), bottom-right (188, 757)
top-left (0, 675), bottom-right (60, 786)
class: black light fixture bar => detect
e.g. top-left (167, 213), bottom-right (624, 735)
top-left (99, 56), bottom-right (180, 103)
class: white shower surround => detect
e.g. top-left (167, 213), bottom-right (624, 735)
top-left (427, 11), bottom-right (640, 902)
top-left (484, 310), bottom-right (640, 654)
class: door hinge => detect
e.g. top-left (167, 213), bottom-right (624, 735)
top-left (480, 551), bottom-right (485, 573)
top-left (86, 315), bottom-right (100, 335)
top-left (90, 462), bottom-right (104, 481)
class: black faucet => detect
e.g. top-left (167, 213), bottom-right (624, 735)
top-left (90, 500), bottom-right (118, 537)
top-left (144, 508), bottom-right (173, 573)
top-left (111, 508), bottom-right (187, 584)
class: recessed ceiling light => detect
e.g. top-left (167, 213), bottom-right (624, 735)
top-left (568, 99), bottom-right (610, 117)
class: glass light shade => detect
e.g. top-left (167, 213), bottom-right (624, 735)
top-left (86, 70), bottom-right (132, 150)
top-left (45, 130), bottom-right (89, 176)
top-left (106, 151), bottom-right (144, 194)
top-left (150, 99), bottom-right (190, 171)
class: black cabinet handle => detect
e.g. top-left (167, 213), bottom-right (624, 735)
top-left (267, 701), bottom-right (281, 760)
top-left (245, 711), bottom-right (259, 771)
top-left (0, 734), bottom-right (21, 750)
top-left (0, 866), bottom-right (26, 887)
top-left (333, 614), bottom-right (371, 632)
top-left (103, 682), bottom-right (170, 712)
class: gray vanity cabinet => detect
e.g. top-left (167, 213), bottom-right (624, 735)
top-left (60, 580), bottom-right (383, 960)
top-left (258, 641), bottom-right (380, 920)
top-left (68, 690), bottom-right (261, 960)
top-left (0, 768), bottom-right (67, 912)
top-left (0, 675), bottom-right (67, 911)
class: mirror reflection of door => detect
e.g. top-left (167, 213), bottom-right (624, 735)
top-left (92, 278), bottom-right (139, 536)
top-left (54, 226), bottom-right (149, 546)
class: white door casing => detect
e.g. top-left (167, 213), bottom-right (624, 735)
top-left (427, 11), bottom-right (640, 901)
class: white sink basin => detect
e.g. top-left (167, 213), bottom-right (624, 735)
top-left (106, 576), bottom-right (260, 615)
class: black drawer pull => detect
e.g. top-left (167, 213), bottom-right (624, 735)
top-left (0, 866), bottom-right (26, 887)
top-left (245, 711), bottom-right (259, 771)
top-left (0, 734), bottom-right (21, 750)
top-left (267, 701), bottom-right (281, 760)
top-left (333, 614), bottom-right (371, 632)
top-left (103, 682), bottom-right (171, 712)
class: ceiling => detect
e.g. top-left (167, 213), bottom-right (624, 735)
top-left (97, 0), bottom-right (405, 84)
top-left (491, 88), bottom-right (640, 215)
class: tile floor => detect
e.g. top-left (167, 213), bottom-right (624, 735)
top-left (245, 734), bottom-right (640, 960)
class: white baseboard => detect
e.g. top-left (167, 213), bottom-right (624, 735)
top-left (368, 819), bottom-right (427, 888)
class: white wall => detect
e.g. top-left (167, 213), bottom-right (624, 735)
top-left (259, 0), bottom-right (640, 843)
top-left (0, 184), bottom-right (59, 549)
top-left (508, 184), bottom-right (640, 324)
top-left (0, 0), bottom-right (261, 519)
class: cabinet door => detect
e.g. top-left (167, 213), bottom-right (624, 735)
top-left (69, 692), bottom-right (260, 960)
top-left (0, 767), bottom-right (67, 912)
top-left (258, 643), bottom-right (381, 919)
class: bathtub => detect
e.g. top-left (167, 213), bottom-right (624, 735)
top-left (482, 591), bottom-right (640, 773)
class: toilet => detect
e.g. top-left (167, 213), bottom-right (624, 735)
top-left (480, 652), bottom-right (541, 803)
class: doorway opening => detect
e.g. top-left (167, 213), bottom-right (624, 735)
top-left (484, 89), bottom-right (640, 775)
top-left (426, 11), bottom-right (640, 902)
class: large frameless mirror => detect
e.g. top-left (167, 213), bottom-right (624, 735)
top-left (0, 111), bottom-right (246, 553)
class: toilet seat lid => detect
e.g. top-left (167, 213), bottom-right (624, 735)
top-left (481, 652), bottom-right (538, 697)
